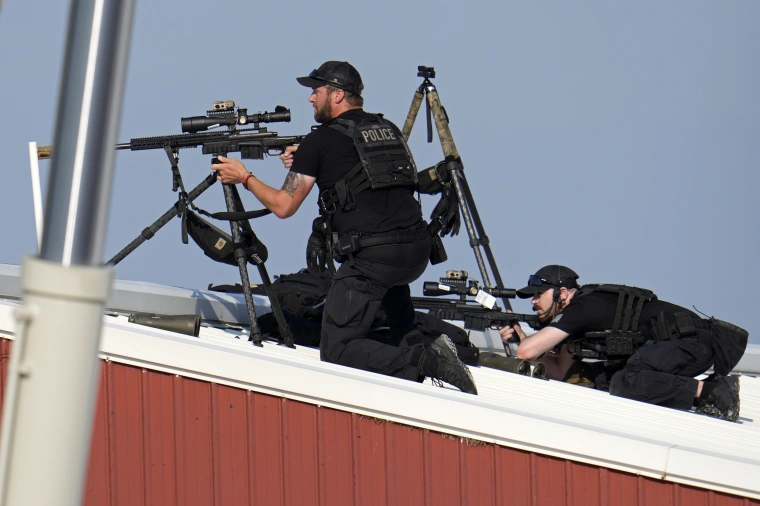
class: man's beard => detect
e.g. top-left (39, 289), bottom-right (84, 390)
top-left (535, 305), bottom-right (556, 324)
top-left (314, 100), bottom-right (333, 123)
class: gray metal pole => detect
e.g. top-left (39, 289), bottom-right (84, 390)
top-left (0, 0), bottom-right (134, 505)
top-left (41, 0), bottom-right (134, 266)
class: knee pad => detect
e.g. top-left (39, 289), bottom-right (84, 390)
top-left (609, 370), bottom-right (636, 396)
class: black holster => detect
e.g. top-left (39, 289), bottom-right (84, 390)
top-left (427, 218), bottom-right (447, 265)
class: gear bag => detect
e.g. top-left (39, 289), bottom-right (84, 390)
top-left (268, 268), bottom-right (333, 321)
top-left (210, 267), bottom-right (331, 320)
top-left (709, 319), bottom-right (749, 375)
top-left (258, 311), bottom-right (322, 347)
top-left (185, 210), bottom-right (268, 266)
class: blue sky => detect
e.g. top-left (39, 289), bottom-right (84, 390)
top-left (1, 0), bottom-right (758, 343)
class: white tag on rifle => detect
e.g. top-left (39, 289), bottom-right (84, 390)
top-left (437, 283), bottom-right (451, 292)
top-left (475, 290), bottom-right (497, 309)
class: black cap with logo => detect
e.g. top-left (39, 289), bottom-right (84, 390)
top-left (515, 265), bottom-right (580, 299)
top-left (296, 61), bottom-right (364, 96)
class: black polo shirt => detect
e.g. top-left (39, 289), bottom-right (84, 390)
top-left (548, 290), bottom-right (699, 339)
top-left (290, 109), bottom-right (422, 236)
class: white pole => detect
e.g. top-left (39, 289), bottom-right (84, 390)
top-left (28, 142), bottom-right (44, 253)
top-left (0, 0), bottom-right (134, 504)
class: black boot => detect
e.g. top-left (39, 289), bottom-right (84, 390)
top-left (422, 335), bottom-right (478, 395)
top-left (695, 375), bottom-right (740, 422)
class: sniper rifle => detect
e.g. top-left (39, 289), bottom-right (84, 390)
top-left (115, 101), bottom-right (305, 162)
top-left (411, 270), bottom-right (542, 332)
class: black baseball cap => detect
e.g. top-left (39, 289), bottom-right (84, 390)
top-left (296, 61), bottom-right (364, 96)
top-left (516, 265), bottom-right (580, 299)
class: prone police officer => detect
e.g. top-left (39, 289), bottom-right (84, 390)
top-left (213, 61), bottom-right (476, 394)
top-left (499, 265), bottom-right (747, 421)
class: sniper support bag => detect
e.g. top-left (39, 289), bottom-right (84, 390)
top-left (186, 210), bottom-right (268, 266)
top-left (710, 319), bottom-right (749, 376)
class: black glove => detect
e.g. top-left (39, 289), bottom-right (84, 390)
top-left (430, 186), bottom-right (461, 237)
top-left (306, 217), bottom-right (330, 272)
top-left (306, 230), bottom-right (327, 272)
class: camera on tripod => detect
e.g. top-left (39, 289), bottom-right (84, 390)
top-left (417, 66), bottom-right (435, 79)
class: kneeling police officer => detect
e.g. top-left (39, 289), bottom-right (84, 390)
top-left (499, 265), bottom-right (748, 421)
top-left (213, 61), bottom-right (476, 394)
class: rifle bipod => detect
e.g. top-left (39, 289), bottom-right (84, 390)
top-left (402, 66), bottom-right (513, 314)
top-left (105, 148), bottom-right (294, 348)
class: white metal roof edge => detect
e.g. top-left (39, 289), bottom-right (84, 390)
top-left (664, 447), bottom-right (760, 499)
top-left (1, 302), bottom-right (758, 500)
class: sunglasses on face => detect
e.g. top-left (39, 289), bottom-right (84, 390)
top-left (527, 275), bottom-right (559, 288)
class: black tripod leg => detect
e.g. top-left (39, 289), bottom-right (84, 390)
top-left (457, 172), bottom-right (512, 311)
top-left (222, 182), bottom-right (264, 346)
top-left (106, 173), bottom-right (218, 266)
top-left (254, 262), bottom-right (295, 348)
top-left (424, 87), bottom-right (494, 291)
top-left (448, 168), bottom-right (494, 285)
top-left (421, 82), bottom-right (514, 355)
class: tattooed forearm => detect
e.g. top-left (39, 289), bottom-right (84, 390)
top-left (281, 171), bottom-right (304, 198)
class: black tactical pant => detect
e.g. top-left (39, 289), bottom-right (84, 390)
top-left (320, 236), bottom-right (431, 381)
top-left (609, 334), bottom-right (714, 410)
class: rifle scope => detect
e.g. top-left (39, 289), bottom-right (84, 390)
top-left (424, 281), bottom-right (474, 297)
top-left (489, 287), bottom-right (516, 298)
top-left (181, 105), bottom-right (291, 133)
top-left (423, 282), bottom-right (516, 299)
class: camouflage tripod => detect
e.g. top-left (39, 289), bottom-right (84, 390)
top-left (402, 66), bottom-right (513, 313)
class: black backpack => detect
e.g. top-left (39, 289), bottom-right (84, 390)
top-left (209, 267), bottom-right (332, 321)
top-left (210, 268), bottom-right (332, 347)
top-left (710, 319), bottom-right (749, 375)
top-left (268, 268), bottom-right (333, 321)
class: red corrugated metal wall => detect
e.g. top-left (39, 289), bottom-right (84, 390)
top-left (1, 338), bottom-right (758, 506)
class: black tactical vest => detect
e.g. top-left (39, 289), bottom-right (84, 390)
top-left (576, 284), bottom-right (657, 334)
top-left (568, 284), bottom-right (658, 359)
top-left (315, 114), bottom-right (425, 263)
top-left (320, 114), bottom-right (418, 214)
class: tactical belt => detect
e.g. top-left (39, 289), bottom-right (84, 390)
top-left (333, 224), bottom-right (429, 258)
